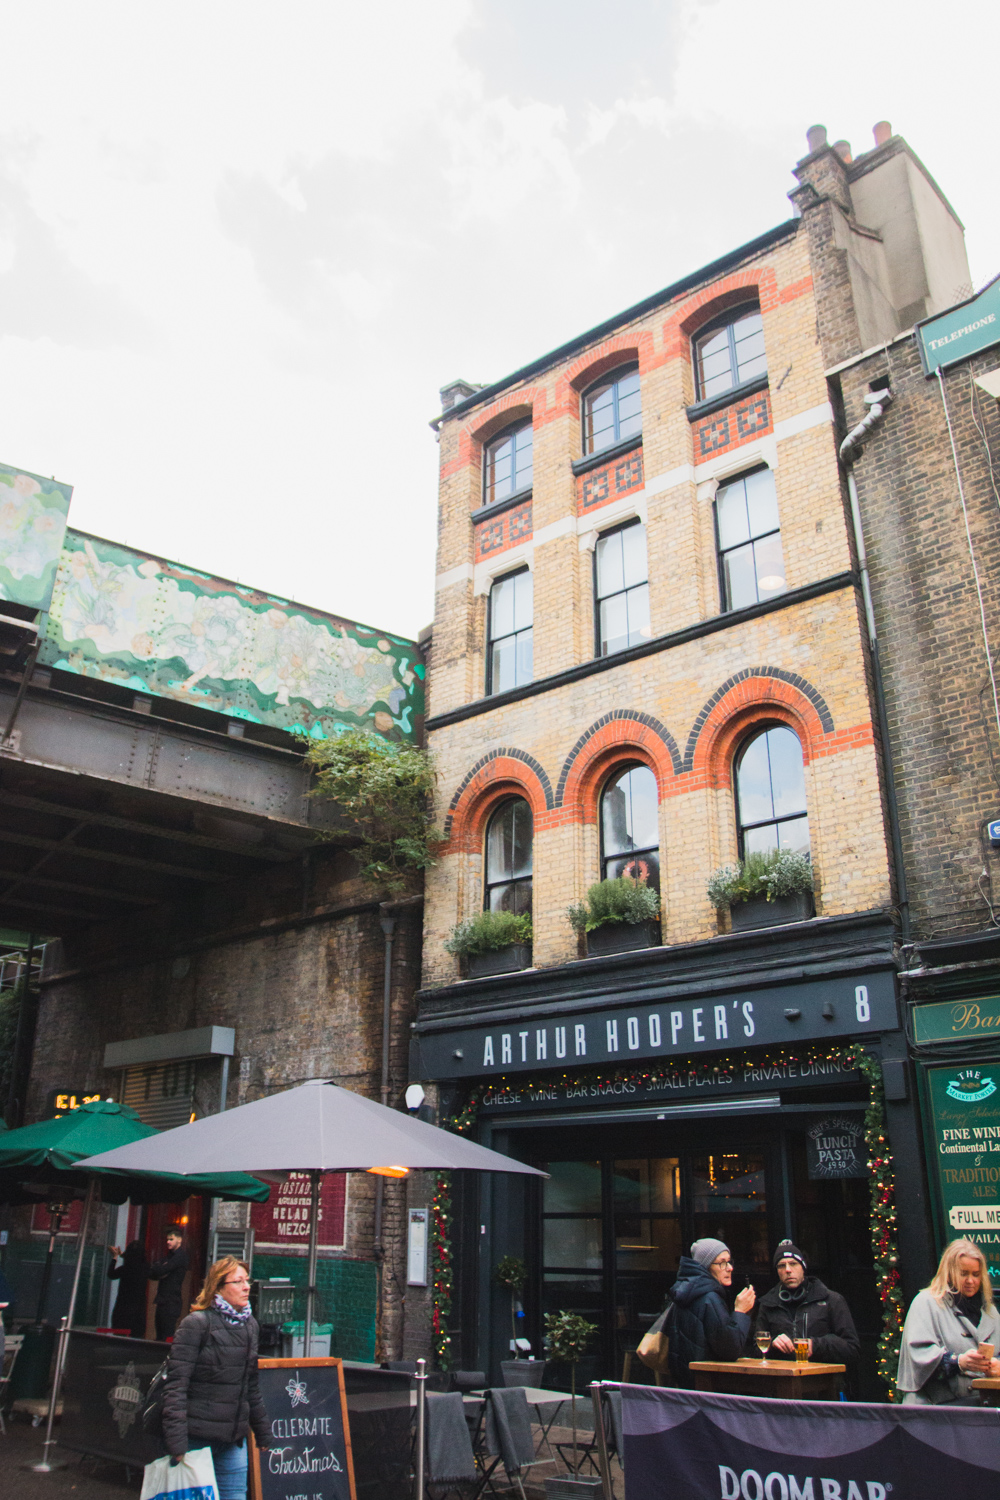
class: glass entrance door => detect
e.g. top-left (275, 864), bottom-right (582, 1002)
top-left (538, 1143), bottom-right (771, 1379)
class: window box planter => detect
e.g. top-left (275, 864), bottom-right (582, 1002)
top-left (586, 919), bottom-right (660, 957)
top-left (468, 944), bottom-right (532, 979)
top-left (730, 891), bottom-right (814, 931)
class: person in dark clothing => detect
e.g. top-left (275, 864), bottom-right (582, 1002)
top-left (107, 1239), bottom-right (149, 1338)
top-left (668, 1237), bottom-right (755, 1387)
top-left (149, 1229), bottom-right (189, 1341)
top-left (162, 1256), bottom-right (270, 1500)
top-left (754, 1239), bottom-right (860, 1365)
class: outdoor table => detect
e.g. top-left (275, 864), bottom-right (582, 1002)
top-left (689, 1358), bottom-right (846, 1399)
top-left (971, 1377), bottom-right (1000, 1407)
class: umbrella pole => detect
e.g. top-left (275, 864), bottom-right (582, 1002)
top-left (33, 1177), bottom-right (96, 1472)
top-left (304, 1169), bottom-right (320, 1353)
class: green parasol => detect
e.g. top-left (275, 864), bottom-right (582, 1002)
top-left (0, 1098), bottom-right (270, 1204)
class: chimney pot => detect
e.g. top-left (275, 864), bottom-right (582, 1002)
top-left (806, 124), bottom-right (828, 154)
top-left (872, 120), bottom-right (892, 147)
top-left (832, 139), bottom-right (852, 163)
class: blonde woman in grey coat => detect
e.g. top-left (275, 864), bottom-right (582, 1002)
top-left (896, 1239), bottom-right (1000, 1404)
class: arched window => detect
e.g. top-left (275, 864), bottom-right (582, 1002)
top-left (485, 797), bottom-right (533, 914)
top-left (601, 764), bottom-right (660, 891)
top-left (735, 726), bottom-right (809, 857)
top-left (693, 304), bottom-right (767, 401)
top-left (484, 421), bottom-right (533, 506)
top-left (583, 365), bottom-right (642, 455)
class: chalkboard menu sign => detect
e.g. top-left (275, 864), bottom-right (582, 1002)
top-left (251, 1358), bottom-right (356, 1500)
top-left (805, 1113), bottom-right (868, 1179)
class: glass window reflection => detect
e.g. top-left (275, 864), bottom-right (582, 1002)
top-left (485, 798), bottom-right (533, 914)
top-left (736, 726), bottom-right (809, 856)
top-left (601, 765), bottom-right (660, 891)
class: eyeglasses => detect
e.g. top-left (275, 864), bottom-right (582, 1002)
top-left (714, 1258), bottom-right (733, 1268)
top-left (224, 1276), bottom-right (251, 1287)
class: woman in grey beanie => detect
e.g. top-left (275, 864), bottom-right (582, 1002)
top-left (667, 1238), bottom-right (755, 1386)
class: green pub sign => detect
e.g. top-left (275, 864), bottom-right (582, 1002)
top-left (924, 1063), bottom-right (1000, 1286)
top-left (912, 997), bottom-right (1000, 1045)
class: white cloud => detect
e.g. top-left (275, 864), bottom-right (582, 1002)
top-left (0, 0), bottom-right (996, 637)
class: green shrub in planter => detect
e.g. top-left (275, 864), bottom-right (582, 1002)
top-left (567, 876), bottom-right (660, 934)
top-left (707, 849), bottom-right (813, 908)
top-left (445, 909), bottom-right (533, 956)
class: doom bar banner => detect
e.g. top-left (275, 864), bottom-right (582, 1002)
top-left (621, 1386), bottom-right (1000, 1499)
top-left (250, 1172), bottom-right (347, 1253)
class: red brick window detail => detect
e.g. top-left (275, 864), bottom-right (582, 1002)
top-left (485, 797), bottom-right (533, 914)
top-left (693, 303), bottom-right (767, 401)
top-left (601, 763), bottom-right (660, 891)
top-left (484, 420), bottom-right (533, 506)
top-left (735, 725), bottom-right (810, 858)
top-left (583, 363), bottom-right (642, 455)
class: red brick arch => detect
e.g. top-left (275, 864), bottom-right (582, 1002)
top-left (440, 389), bottom-right (543, 482)
top-left (684, 671), bottom-right (834, 792)
top-left (442, 749), bottom-right (554, 855)
top-left (557, 711), bottom-right (682, 821)
top-left (663, 267), bottom-right (780, 361)
top-left (562, 330), bottom-right (656, 396)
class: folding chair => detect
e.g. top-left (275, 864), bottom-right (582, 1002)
top-left (0, 1334), bottom-right (24, 1435)
top-left (425, 1391), bottom-right (479, 1500)
top-left (555, 1385), bottom-right (622, 1482)
top-left (477, 1386), bottom-right (534, 1500)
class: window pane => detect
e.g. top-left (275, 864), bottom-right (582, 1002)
top-left (743, 824), bottom-right (778, 858)
top-left (491, 635), bottom-right (515, 695)
top-left (753, 532), bottom-right (787, 598)
top-left (513, 427), bottom-right (533, 490)
top-left (600, 592), bottom-right (629, 656)
top-left (777, 813), bottom-right (810, 853)
top-left (764, 726), bottom-right (806, 817)
top-left (625, 582), bottom-right (651, 643)
top-left (736, 347), bottom-right (768, 384)
top-left (697, 327), bottom-right (733, 396)
top-left (618, 406), bottom-right (643, 442)
top-left (487, 806), bottom-right (513, 882)
top-left (691, 1152), bottom-right (766, 1215)
top-left (543, 1218), bottom-right (603, 1269)
top-left (613, 1158), bottom-right (680, 1214)
top-left (716, 480), bottom-right (751, 550)
top-left (488, 876), bottom-right (532, 915)
top-left (542, 1274), bottom-right (603, 1319)
top-left (723, 542), bottom-right (759, 611)
top-left (585, 383), bottom-right (616, 452)
top-left (607, 849), bottom-right (660, 890)
top-left (620, 523), bottom-right (648, 588)
top-left (490, 575), bottom-right (515, 639)
top-left (737, 733), bottom-right (776, 825)
top-left (512, 569), bottom-right (533, 630)
top-left (486, 435), bottom-right (513, 502)
top-left (510, 799), bottom-right (533, 876)
top-left (515, 627), bottom-right (533, 685)
top-left (544, 1161), bottom-right (602, 1213)
top-left (595, 531), bottom-right (625, 598)
top-left (602, 778), bottom-right (630, 855)
top-left (743, 468), bottom-right (779, 538)
top-left (615, 1217), bottom-right (683, 1275)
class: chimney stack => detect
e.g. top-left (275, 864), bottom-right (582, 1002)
top-left (806, 124), bottom-right (828, 154)
top-left (832, 140), bottom-right (852, 163)
top-left (872, 120), bottom-right (892, 147)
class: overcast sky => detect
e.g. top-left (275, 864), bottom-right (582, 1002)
top-left (1, 2), bottom-right (997, 641)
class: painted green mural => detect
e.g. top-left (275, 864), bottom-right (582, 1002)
top-left (39, 530), bottom-right (424, 741)
top-left (0, 462), bottom-right (73, 613)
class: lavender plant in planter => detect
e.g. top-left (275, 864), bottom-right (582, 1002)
top-left (708, 849), bottom-right (814, 932)
top-left (445, 909), bottom-right (533, 978)
top-left (567, 876), bottom-right (661, 957)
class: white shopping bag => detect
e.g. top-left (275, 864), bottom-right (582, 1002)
top-left (140, 1446), bottom-right (219, 1500)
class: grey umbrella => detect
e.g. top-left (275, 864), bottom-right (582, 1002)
top-left (79, 1079), bottom-right (543, 1345)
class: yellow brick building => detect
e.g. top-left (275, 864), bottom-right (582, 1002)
top-left (412, 123), bottom-right (971, 1395)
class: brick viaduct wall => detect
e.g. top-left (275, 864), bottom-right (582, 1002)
top-left (18, 844), bottom-right (430, 1360)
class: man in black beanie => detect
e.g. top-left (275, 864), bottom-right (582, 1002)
top-left (753, 1239), bottom-right (859, 1364)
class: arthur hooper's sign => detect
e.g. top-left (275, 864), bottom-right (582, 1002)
top-left (621, 1385), bottom-right (1000, 1499)
top-left (413, 970), bottom-right (896, 1080)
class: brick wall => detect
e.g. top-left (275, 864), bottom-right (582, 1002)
top-left (835, 336), bottom-right (1000, 939)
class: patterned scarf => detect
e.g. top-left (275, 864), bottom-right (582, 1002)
top-left (213, 1292), bottom-right (252, 1325)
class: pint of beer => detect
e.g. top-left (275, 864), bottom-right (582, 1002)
top-left (795, 1339), bottom-right (809, 1361)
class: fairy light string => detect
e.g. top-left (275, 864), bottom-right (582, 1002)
top-left (435, 1041), bottom-right (902, 1394)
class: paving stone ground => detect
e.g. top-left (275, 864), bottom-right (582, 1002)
top-left (0, 1417), bottom-right (139, 1498)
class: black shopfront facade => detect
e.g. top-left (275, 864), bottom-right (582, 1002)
top-left (412, 913), bottom-right (932, 1400)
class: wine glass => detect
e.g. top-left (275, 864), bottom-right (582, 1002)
top-left (755, 1330), bottom-right (772, 1363)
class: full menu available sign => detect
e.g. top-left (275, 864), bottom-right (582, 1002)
top-left (251, 1172), bottom-right (347, 1252)
top-left (925, 1063), bottom-right (1000, 1284)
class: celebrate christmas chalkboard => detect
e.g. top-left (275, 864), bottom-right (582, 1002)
top-left (251, 1358), bottom-right (356, 1500)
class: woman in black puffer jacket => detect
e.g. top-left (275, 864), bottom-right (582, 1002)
top-left (161, 1256), bottom-right (270, 1500)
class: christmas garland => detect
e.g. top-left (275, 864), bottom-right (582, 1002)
top-left (432, 1042), bottom-right (903, 1394)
